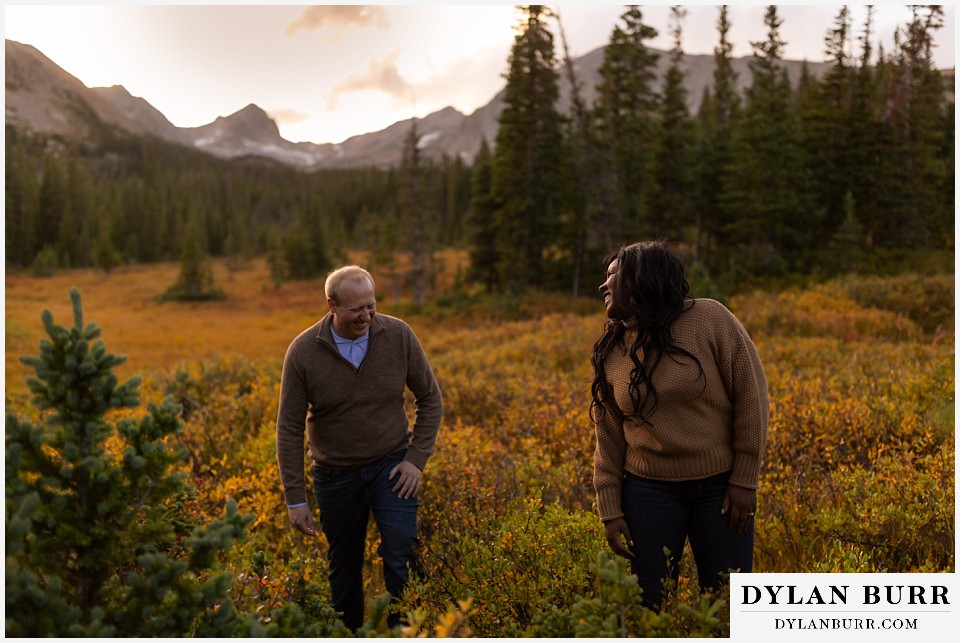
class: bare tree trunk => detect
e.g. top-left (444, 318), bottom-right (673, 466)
top-left (555, 7), bottom-right (591, 297)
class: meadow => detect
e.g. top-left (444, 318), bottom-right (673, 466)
top-left (4, 257), bottom-right (955, 636)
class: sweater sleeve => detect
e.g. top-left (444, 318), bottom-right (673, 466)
top-left (403, 326), bottom-right (443, 471)
top-left (593, 395), bottom-right (628, 522)
top-left (276, 341), bottom-right (310, 506)
top-left (716, 307), bottom-right (769, 489)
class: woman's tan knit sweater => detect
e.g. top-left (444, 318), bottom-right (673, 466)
top-left (593, 298), bottom-right (769, 523)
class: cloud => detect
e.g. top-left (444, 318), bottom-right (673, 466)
top-left (286, 5), bottom-right (390, 39)
top-left (267, 107), bottom-right (311, 126)
top-left (412, 51), bottom-right (508, 109)
top-left (324, 51), bottom-right (414, 110)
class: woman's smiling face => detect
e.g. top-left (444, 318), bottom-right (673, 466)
top-left (599, 257), bottom-right (630, 320)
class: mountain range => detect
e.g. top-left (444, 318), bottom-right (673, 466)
top-left (5, 38), bottom-right (832, 170)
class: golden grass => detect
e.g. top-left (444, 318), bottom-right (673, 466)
top-left (5, 251), bottom-right (470, 395)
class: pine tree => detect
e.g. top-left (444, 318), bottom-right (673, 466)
top-left (5, 289), bottom-right (252, 636)
top-left (884, 5), bottom-right (948, 248)
top-left (720, 5), bottom-right (813, 275)
top-left (847, 6), bottom-right (887, 252)
top-left (113, 176), bottom-right (146, 262)
top-left (491, 5), bottom-right (564, 291)
top-left (369, 206), bottom-right (403, 303)
top-left (138, 165), bottom-right (169, 263)
top-left (279, 202), bottom-right (332, 282)
top-left (92, 206), bottom-right (122, 274)
top-left (223, 218), bottom-right (251, 273)
top-left (651, 6), bottom-right (697, 240)
top-left (72, 163), bottom-right (97, 267)
top-left (826, 190), bottom-right (867, 273)
top-left (710, 5), bottom-right (741, 125)
top-left (280, 219), bottom-right (317, 281)
top-left (593, 5), bottom-right (660, 243)
top-left (801, 5), bottom-right (856, 248)
top-left (29, 245), bottom-right (59, 277)
top-left (936, 92), bottom-right (954, 249)
top-left (36, 154), bottom-right (68, 261)
top-left (398, 119), bottom-right (434, 306)
top-left (300, 191), bottom-right (334, 279)
top-left (550, 119), bottom-right (591, 294)
top-left (554, 6), bottom-right (597, 296)
top-left (5, 129), bottom-right (41, 268)
top-left (265, 224), bottom-right (288, 288)
top-left (465, 139), bottom-right (501, 292)
top-left (439, 154), bottom-right (472, 247)
top-left (695, 5), bottom-right (740, 269)
top-left (163, 217), bottom-right (224, 301)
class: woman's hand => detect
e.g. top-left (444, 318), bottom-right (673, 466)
top-left (722, 485), bottom-right (757, 534)
top-left (603, 517), bottom-right (635, 559)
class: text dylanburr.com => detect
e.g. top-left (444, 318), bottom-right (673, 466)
top-left (731, 573), bottom-right (958, 640)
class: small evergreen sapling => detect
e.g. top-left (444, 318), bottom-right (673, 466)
top-left (5, 288), bottom-right (251, 636)
top-left (162, 220), bottom-right (225, 301)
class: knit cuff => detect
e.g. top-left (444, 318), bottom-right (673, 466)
top-left (403, 447), bottom-right (429, 471)
top-left (596, 486), bottom-right (624, 523)
top-left (284, 487), bottom-right (308, 507)
top-left (729, 454), bottom-right (761, 489)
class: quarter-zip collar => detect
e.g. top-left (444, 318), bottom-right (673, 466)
top-left (316, 312), bottom-right (386, 359)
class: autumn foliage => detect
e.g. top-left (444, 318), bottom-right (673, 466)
top-left (5, 263), bottom-right (954, 636)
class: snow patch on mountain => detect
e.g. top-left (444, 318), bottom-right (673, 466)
top-left (249, 142), bottom-right (324, 165)
top-left (418, 131), bottom-right (442, 148)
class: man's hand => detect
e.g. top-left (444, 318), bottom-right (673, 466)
top-left (721, 485), bottom-right (757, 534)
top-left (603, 517), bottom-right (635, 559)
top-left (389, 460), bottom-right (422, 499)
top-left (287, 504), bottom-right (317, 537)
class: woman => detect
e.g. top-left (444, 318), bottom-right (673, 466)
top-left (591, 241), bottom-right (768, 610)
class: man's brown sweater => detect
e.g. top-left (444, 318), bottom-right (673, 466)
top-left (593, 298), bottom-right (769, 522)
top-left (276, 313), bottom-right (442, 506)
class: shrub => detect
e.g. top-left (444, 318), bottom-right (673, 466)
top-left (832, 272), bottom-right (954, 336)
top-left (813, 448), bottom-right (954, 572)
top-left (732, 287), bottom-right (922, 342)
top-left (526, 553), bottom-right (728, 637)
top-left (29, 244), bottom-right (59, 277)
top-left (5, 289), bottom-right (252, 636)
top-left (755, 330), bottom-right (954, 573)
top-left (408, 498), bottom-right (605, 636)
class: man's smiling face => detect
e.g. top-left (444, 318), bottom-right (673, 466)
top-left (328, 277), bottom-right (376, 339)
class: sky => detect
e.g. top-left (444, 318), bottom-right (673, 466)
top-left (3, 3), bottom-right (955, 145)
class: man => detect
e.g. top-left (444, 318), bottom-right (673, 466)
top-left (276, 265), bottom-right (443, 631)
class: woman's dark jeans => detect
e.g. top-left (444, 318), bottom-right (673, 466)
top-left (621, 471), bottom-right (753, 610)
top-left (312, 449), bottom-right (419, 631)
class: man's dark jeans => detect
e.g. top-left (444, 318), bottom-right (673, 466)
top-left (621, 471), bottom-right (753, 610)
top-left (312, 449), bottom-right (419, 631)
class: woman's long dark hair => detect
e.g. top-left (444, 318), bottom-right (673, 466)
top-left (590, 241), bottom-right (704, 426)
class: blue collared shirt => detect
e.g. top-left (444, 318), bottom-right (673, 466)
top-left (330, 327), bottom-right (370, 368)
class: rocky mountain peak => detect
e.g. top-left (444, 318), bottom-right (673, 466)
top-left (5, 37), bottom-right (843, 170)
top-left (204, 103), bottom-right (280, 141)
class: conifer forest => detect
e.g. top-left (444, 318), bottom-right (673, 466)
top-left (5, 5), bottom-right (955, 638)
top-left (5, 5), bottom-right (954, 291)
